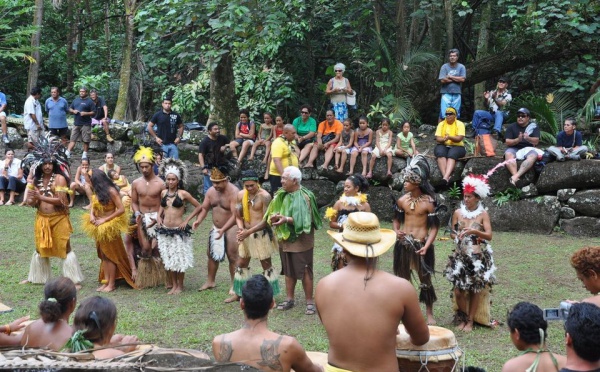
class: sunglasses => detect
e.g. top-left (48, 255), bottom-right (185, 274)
top-left (301, 111), bottom-right (309, 114)
top-left (335, 70), bottom-right (342, 72)
top-left (445, 112), bottom-right (455, 116)
top-left (517, 114), bottom-right (528, 118)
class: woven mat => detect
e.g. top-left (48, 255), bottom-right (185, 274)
top-left (0, 302), bottom-right (12, 314)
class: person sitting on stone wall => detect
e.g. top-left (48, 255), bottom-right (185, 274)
top-left (547, 118), bottom-right (588, 161)
top-left (504, 108), bottom-right (540, 187)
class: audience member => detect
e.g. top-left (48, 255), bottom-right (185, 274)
top-left (213, 275), bottom-right (323, 372)
top-left (67, 86), bottom-right (96, 159)
top-left (264, 115), bottom-right (287, 180)
top-left (268, 124), bottom-right (299, 194)
top-left (504, 107), bottom-right (540, 186)
top-left (229, 109), bottom-right (256, 162)
top-left (45, 87), bottom-right (70, 146)
top-left (109, 169), bottom-right (131, 203)
top-left (471, 77), bottom-right (512, 138)
top-left (547, 118), bottom-right (588, 161)
top-left (502, 302), bottom-right (566, 372)
top-left (325, 62), bottom-right (353, 121)
top-left (334, 118), bottom-right (354, 173)
top-left (308, 110), bottom-right (342, 169)
top-left (147, 96), bottom-right (184, 160)
top-left (20, 277), bottom-right (77, 351)
top-left (24, 86), bottom-right (44, 150)
top-left (348, 116), bottom-right (372, 176)
top-left (70, 296), bottom-right (138, 358)
top-left (367, 118), bottom-right (394, 178)
top-left (293, 105), bottom-right (317, 165)
top-left (317, 212), bottom-right (429, 372)
top-left (0, 87), bottom-right (8, 144)
top-left (0, 149), bottom-right (25, 205)
top-left (438, 48), bottom-right (466, 119)
top-left (99, 152), bottom-right (121, 176)
top-left (248, 112), bottom-right (274, 162)
top-left (89, 89), bottom-right (113, 143)
top-left (571, 246), bottom-right (600, 307)
top-left (559, 302), bottom-right (600, 372)
top-left (198, 122), bottom-right (230, 194)
top-left (69, 157), bottom-right (93, 209)
top-left (394, 120), bottom-right (418, 159)
top-left (434, 107), bottom-right (466, 185)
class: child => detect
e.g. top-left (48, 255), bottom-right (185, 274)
top-left (249, 112), bottom-right (275, 162)
top-left (394, 121), bottom-right (418, 159)
top-left (21, 277), bottom-right (76, 351)
top-left (264, 115), bottom-right (286, 180)
top-left (69, 158), bottom-right (93, 209)
top-left (348, 117), bottom-right (373, 176)
top-left (70, 296), bottom-right (138, 358)
top-left (367, 118), bottom-right (394, 178)
top-left (229, 109), bottom-right (256, 162)
top-left (335, 118), bottom-right (355, 173)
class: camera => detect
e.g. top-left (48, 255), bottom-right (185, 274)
top-left (543, 301), bottom-right (572, 321)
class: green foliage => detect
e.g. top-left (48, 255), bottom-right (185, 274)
top-left (164, 71), bottom-right (211, 122)
top-left (463, 138), bottom-right (475, 155)
top-left (447, 182), bottom-right (462, 200)
top-left (582, 91), bottom-right (600, 129)
top-left (74, 73), bottom-right (112, 95)
top-left (0, 0), bottom-right (36, 62)
top-left (494, 187), bottom-right (523, 206)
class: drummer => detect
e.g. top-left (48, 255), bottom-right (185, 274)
top-left (316, 212), bottom-right (429, 372)
top-left (212, 274), bottom-right (323, 372)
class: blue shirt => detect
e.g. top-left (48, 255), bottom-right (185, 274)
top-left (45, 97), bottom-right (69, 129)
top-left (556, 130), bottom-right (582, 148)
top-left (0, 92), bottom-right (6, 108)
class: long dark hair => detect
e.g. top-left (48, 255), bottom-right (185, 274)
top-left (89, 168), bottom-right (119, 205)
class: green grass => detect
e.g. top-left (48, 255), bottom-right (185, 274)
top-left (0, 205), bottom-right (598, 370)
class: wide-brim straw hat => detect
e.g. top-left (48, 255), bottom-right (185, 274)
top-left (327, 212), bottom-right (396, 258)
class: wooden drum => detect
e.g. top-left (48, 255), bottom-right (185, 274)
top-left (396, 325), bottom-right (463, 372)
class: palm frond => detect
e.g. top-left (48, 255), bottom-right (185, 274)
top-left (582, 91), bottom-right (600, 125)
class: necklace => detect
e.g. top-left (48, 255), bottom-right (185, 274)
top-left (459, 202), bottom-right (485, 219)
top-left (166, 190), bottom-right (177, 198)
top-left (407, 193), bottom-right (424, 210)
top-left (37, 174), bottom-right (56, 197)
top-left (247, 193), bottom-right (258, 207)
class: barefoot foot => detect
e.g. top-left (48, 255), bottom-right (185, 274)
top-left (198, 283), bottom-right (216, 292)
top-left (224, 294), bottom-right (240, 303)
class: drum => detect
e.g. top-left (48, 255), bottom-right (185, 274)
top-left (293, 352), bottom-right (328, 372)
top-left (396, 325), bottom-right (463, 372)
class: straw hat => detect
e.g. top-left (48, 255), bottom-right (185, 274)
top-left (327, 212), bottom-right (396, 258)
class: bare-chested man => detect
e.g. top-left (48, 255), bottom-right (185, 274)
top-left (192, 166), bottom-right (239, 294)
top-left (131, 146), bottom-right (166, 288)
top-left (230, 170), bottom-right (279, 303)
top-left (21, 137), bottom-right (83, 287)
top-left (393, 155), bottom-right (441, 325)
top-left (317, 212), bottom-right (429, 372)
top-left (213, 275), bottom-right (323, 372)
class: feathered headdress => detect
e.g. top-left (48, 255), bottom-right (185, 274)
top-left (159, 158), bottom-right (188, 188)
top-left (401, 154), bottom-right (436, 198)
top-left (133, 146), bottom-right (155, 165)
top-left (462, 158), bottom-right (516, 198)
top-left (22, 133), bottom-right (70, 183)
top-left (209, 160), bottom-right (234, 182)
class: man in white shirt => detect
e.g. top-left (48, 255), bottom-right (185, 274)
top-left (24, 87), bottom-right (44, 149)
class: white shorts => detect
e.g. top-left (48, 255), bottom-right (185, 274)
top-left (372, 147), bottom-right (393, 158)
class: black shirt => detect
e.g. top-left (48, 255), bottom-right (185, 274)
top-left (505, 122), bottom-right (540, 150)
top-left (198, 134), bottom-right (230, 168)
top-left (92, 96), bottom-right (107, 120)
top-left (150, 110), bottom-right (183, 144)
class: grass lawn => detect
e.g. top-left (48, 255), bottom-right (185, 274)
top-left (0, 205), bottom-right (598, 370)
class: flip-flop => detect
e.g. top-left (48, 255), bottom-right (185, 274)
top-left (277, 300), bottom-right (295, 310)
top-left (5, 201), bottom-right (13, 206)
top-left (305, 303), bottom-right (316, 315)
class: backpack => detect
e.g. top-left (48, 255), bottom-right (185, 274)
top-left (474, 134), bottom-right (497, 157)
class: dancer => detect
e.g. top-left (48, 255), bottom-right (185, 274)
top-left (392, 154), bottom-right (442, 325)
top-left (82, 169), bottom-right (137, 292)
top-left (21, 277), bottom-right (77, 351)
top-left (444, 173), bottom-right (497, 332)
top-left (324, 174), bottom-right (370, 270)
top-left (131, 146), bottom-right (166, 288)
top-left (20, 134), bottom-right (84, 287)
top-left (231, 170), bottom-right (279, 303)
top-left (156, 158), bottom-right (202, 295)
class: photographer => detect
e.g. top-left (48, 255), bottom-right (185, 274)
top-left (471, 76), bottom-right (512, 138)
top-left (502, 302), bottom-right (566, 372)
top-left (560, 302), bottom-right (600, 372)
top-left (571, 247), bottom-right (600, 307)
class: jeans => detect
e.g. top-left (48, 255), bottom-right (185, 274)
top-left (162, 143), bottom-right (179, 159)
top-left (472, 110), bottom-right (508, 134)
top-left (0, 176), bottom-right (25, 192)
top-left (203, 174), bottom-right (212, 195)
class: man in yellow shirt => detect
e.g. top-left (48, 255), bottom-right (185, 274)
top-left (269, 124), bottom-right (299, 194)
top-left (434, 107), bottom-right (466, 185)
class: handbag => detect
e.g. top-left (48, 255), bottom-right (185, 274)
top-left (474, 134), bottom-right (497, 157)
top-left (346, 90), bottom-right (356, 106)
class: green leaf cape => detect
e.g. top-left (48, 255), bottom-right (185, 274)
top-left (264, 187), bottom-right (322, 242)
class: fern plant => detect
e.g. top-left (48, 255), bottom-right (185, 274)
top-left (447, 182), bottom-right (462, 200)
top-left (494, 188), bottom-right (523, 206)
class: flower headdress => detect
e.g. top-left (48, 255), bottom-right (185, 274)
top-left (159, 158), bottom-right (188, 188)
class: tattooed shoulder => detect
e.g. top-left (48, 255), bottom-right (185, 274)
top-left (257, 335), bottom-right (284, 371)
top-left (217, 336), bottom-right (233, 362)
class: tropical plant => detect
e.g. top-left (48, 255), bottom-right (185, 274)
top-left (447, 182), bottom-right (462, 200)
top-left (494, 187), bottom-right (523, 206)
top-left (581, 91), bottom-right (600, 130)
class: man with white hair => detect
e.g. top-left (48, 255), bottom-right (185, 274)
top-left (265, 166), bottom-right (322, 315)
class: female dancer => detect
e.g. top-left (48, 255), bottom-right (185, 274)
top-left (325, 174), bottom-right (370, 270)
top-left (444, 174), bottom-right (496, 332)
top-left (82, 169), bottom-right (137, 292)
top-left (21, 277), bottom-right (76, 350)
top-left (156, 158), bottom-right (202, 294)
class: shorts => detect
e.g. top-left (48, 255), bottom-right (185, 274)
top-left (49, 127), bottom-right (69, 138)
top-left (0, 112), bottom-right (5, 118)
top-left (351, 146), bottom-right (371, 154)
top-left (434, 144), bottom-right (466, 160)
top-left (504, 147), bottom-right (538, 159)
top-left (336, 146), bottom-right (352, 154)
top-left (70, 125), bottom-right (92, 143)
top-left (281, 248), bottom-right (313, 280)
top-left (28, 128), bottom-right (44, 144)
top-left (91, 118), bottom-right (109, 125)
top-left (233, 138), bottom-right (254, 146)
top-left (298, 137), bottom-right (315, 149)
top-left (372, 147), bottom-right (393, 158)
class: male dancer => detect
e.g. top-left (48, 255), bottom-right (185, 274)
top-left (231, 170), bottom-right (279, 303)
top-left (21, 135), bottom-right (83, 287)
top-left (131, 146), bottom-right (166, 288)
top-left (392, 155), bottom-right (442, 325)
top-left (193, 167), bottom-right (239, 294)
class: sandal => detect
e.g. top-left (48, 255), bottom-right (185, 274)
top-left (305, 303), bottom-right (316, 315)
top-left (277, 300), bottom-right (295, 310)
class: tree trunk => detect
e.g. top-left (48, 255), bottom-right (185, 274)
top-left (105, 2), bottom-right (111, 65)
top-left (443, 0), bottom-right (453, 51)
top-left (209, 52), bottom-right (238, 136)
top-left (429, 1), bottom-right (442, 53)
top-left (27, 0), bottom-right (44, 92)
top-left (113, 0), bottom-right (136, 120)
top-left (473, 1), bottom-right (491, 110)
top-left (66, 0), bottom-right (76, 90)
top-left (395, 0), bottom-right (406, 62)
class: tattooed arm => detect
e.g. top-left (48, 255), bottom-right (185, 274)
top-left (212, 335), bottom-right (234, 362)
top-left (287, 337), bottom-right (324, 372)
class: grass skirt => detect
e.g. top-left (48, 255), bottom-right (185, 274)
top-left (238, 228), bottom-right (277, 261)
